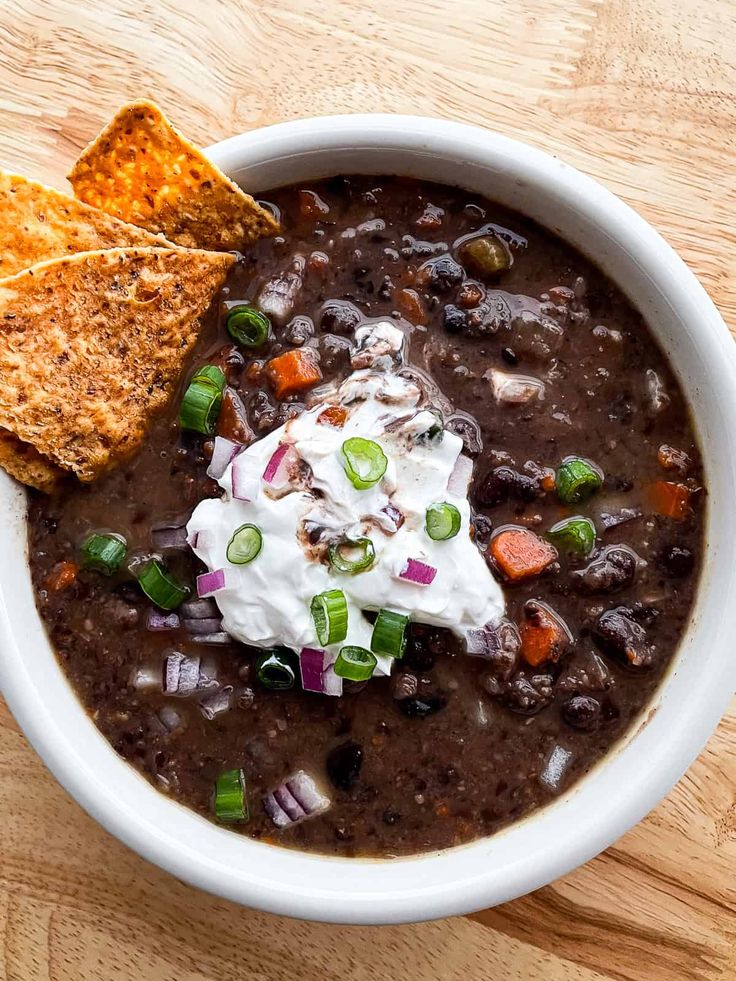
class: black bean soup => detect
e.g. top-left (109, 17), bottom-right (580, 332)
top-left (28, 177), bottom-right (704, 857)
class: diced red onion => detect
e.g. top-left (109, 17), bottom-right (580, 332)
top-left (232, 456), bottom-right (260, 502)
top-left (539, 744), bottom-right (573, 794)
top-left (158, 705), bottom-right (183, 732)
top-left (146, 609), bottom-right (181, 632)
top-left (299, 647), bottom-right (327, 693)
top-left (180, 597), bottom-right (219, 620)
top-left (262, 442), bottom-right (297, 487)
top-left (182, 617), bottom-right (223, 635)
top-left (187, 529), bottom-right (213, 551)
top-left (191, 631), bottom-right (232, 646)
top-left (397, 558), bottom-right (437, 586)
top-left (447, 454), bottom-right (473, 496)
top-left (373, 502), bottom-right (404, 534)
top-left (199, 685), bottom-right (233, 720)
top-left (465, 619), bottom-right (521, 658)
top-left (263, 770), bottom-right (331, 828)
top-left (130, 664), bottom-right (162, 691)
top-left (164, 652), bottom-right (200, 696)
top-left (257, 254), bottom-right (305, 324)
top-left (322, 664), bottom-right (343, 697)
top-left (489, 368), bottom-right (545, 404)
top-left (197, 568), bottom-right (226, 597)
top-left (207, 436), bottom-right (241, 480)
top-left (151, 525), bottom-right (189, 551)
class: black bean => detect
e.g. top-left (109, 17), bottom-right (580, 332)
top-left (593, 607), bottom-right (652, 668)
top-left (471, 512), bottom-right (494, 545)
top-left (501, 347), bottom-right (518, 366)
top-left (571, 546), bottom-right (637, 595)
top-left (403, 629), bottom-right (436, 671)
top-left (443, 304), bottom-right (467, 334)
top-left (326, 741), bottom-right (363, 791)
top-left (417, 253), bottom-right (465, 293)
top-left (562, 695), bottom-right (601, 731)
top-left (398, 696), bottom-right (446, 718)
top-left (657, 543), bottom-right (695, 578)
top-left (476, 466), bottom-right (539, 507)
top-left (501, 673), bottom-right (553, 715)
top-left (318, 299), bottom-right (363, 335)
top-left (282, 315), bottom-right (314, 346)
top-left (383, 809), bottom-right (401, 825)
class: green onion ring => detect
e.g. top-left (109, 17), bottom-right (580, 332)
top-left (334, 646), bottom-right (377, 681)
top-left (341, 437), bottom-right (388, 490)
top-left (370, 609), bottom-right (409, 659)
top-left (555, 457), bottom-right (603, 504)
top-left (328, 537), bottom-right (376, 575)
top-left (179, 364), bottom-right (226, 435)
top-left (137, 559), bottom-right (189, 611)
top-left (225, 304), bottom-right (270, 348)
top-left (214, 768), bottom-right (249, 822)
top-left (310, 589), bottom-right (348, 646)
top-left (80, 532), bottom-right (127, 575)
top-left (425, 502), bottom-right (462, 541)
top-left (547, 515), bottom-right (596, 556)
top-left (226, 524), bottom-right (263, 565)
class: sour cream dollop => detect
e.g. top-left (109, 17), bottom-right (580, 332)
top-left (187, 324), bottom-right (505, 675)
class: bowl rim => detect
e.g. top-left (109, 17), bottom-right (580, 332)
top-left (2, 112), bottom-right (736, 925)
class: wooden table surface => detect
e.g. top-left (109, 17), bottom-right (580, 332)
top-left (1, 1), bottom-right (735, 978)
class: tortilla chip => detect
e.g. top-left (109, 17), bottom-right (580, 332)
top-left (0, 169), bottom-right (176, 278)
top-left (0, 429), bottom-right (64, 492)
top-left (68, 100), bottom-right (279, 251)
top-left (0, 246), bottom-right (233, 481)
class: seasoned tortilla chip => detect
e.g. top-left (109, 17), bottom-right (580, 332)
top-left (68, 100), bottom-right (279, 251)
top-left (0, 246), bottom-right (233, 481)
top-left (0, 429), bottom-right (64, 492)
top-left (0, 169), bottom-right (175, 278)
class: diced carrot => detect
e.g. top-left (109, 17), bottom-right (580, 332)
top-left (317, 405), bottom-right (348, 429)
top-left (45, 560), bottom-right (78, 592)
top-left (265, 348), bottom-right (322, 400)
top-left (397, 288), bottom-right (425, 325)
top-left (540, 472), bottom-right (556, 493)
top-left (520, 601), bottom-right (570, 667)
top-left (647, 480), bottom-right (692, 520)
top-left (490, 528), bottom-right (558, 582)
top-left (657, 443), bottom-right (691, 475)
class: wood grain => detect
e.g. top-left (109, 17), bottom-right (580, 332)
top-left (0, 1), bottom-right (734, 978)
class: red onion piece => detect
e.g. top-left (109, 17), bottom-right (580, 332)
top-left (163, 652), bottom-right (219, 695)
top-left (197, 568), bottom-right (226, 597)
top-left (191, 632), bottom-right (231, 646)
top-left (182, 617), bottom-right (223, 635)
top-left (447, 453), bottom-right (473, 496)
top-left (146, 610), bottom-right (180, 632)
top-left (397, 558), bottom-right (437, 586)
top-left (322, 664), bottom-right (343, 697)
top-left (199, 685), bottom-right (233, 720)
top-left (151, 525), bottom-right (189, 551)
top-left (539, 744), bottom-right (573, 794)
top-left (372, 502), bottom-right (404, 534)
top-left (262, 442), bottom-right (296, 486)
top-left (187, 529), bottom-right (213, 551)
top-left (257, 254), bottom-right (305, 324)
top-left (263, 770), bottom-right (330, 828)
top-left (207, 437), bottom-right (240, 480)
top-left (231, 456), bottom-right (260, 502)
top-left (180, 597), bottom-right (219, 619)
top-left (299, 647), bottom-right (327, 693)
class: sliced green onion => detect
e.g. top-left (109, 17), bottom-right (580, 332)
top-left (328, 537), bottom-right (376, 575)
top-left (425, 502), bottom-right (462, 541)
top-left (214, 768), bottom-right (249, 822)
top-left (334, 646), bottom-right (377, 681)
top-left (226, 524), bottom-right (263, 565)
top-left (555, 457), bottom-right (603, 504)
top-left (371, 609), bottom-right (409, 659)
top-left (137, 559), bottom-right (189, 610)
top-left (311, 589), bottom-right (348, 646)
top-left (341, 437), bottom-right (388, 490)
top-left (193, 364), bottom-right (227, 389)
top-left (225, 304), bottom-right (270, 348)
top-left (179, 365), bottom-right (226, 435)
top-left (80, 532), bottom-right (127, 575)
top-left (254, 648), bottom-right (297, 690)
top-left (547, 516), bottom-right (596, 556)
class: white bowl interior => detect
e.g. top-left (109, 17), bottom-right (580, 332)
top-left (1, 115), bottom-right (735, 924)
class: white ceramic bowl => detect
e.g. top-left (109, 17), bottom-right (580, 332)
top-left (2, 115), bottom-right (735, 925)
